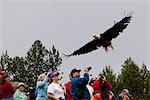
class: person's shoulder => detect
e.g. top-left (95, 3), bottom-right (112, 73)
top-left (72, 77), bottom-right (77, 79)
top-left (71, 77), bottom-right (78, 81)
top-left (66, 81), bottom-right (71, 86)
top-left (94, 80), bottom-right (99, 83)
top-left (5, 79), bottom-right (11, 83)
top-left (48, 82), bottom-right (54, 87)
top-left (5, 80), bottom-right (13, 85)
top-left (14, 89), bottom-right (21, 95)
top-left (49, 82), bottom-right (59, 86)
top-left (48, 82), bottom-right (55, 90)
top-left (49, 82), bottom-right (55, 85)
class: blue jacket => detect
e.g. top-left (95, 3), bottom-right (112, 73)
top-left (70, 73), bottom-right (90, 100)
top-left (35, 74), bottom-right (49, 100)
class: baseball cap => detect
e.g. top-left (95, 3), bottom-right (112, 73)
top-left (70, 68), bottom-right (81, 76)
top-left (50, 72), bottom-right (60, 78)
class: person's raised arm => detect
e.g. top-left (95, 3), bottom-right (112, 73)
top-left (37, 72), bottom-right (51, 87)
top-left (76, 67), bottom-right (90, 86)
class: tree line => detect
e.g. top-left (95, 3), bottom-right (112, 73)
top-left (0, 40), bottom-right (150, 99)
top-left (0, 40), bottom-right (62, 87)
top-left (102, 58), bottom-right (150, 99)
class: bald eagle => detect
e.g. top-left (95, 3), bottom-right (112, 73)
top-left (64, 14), bottom-right (132, 57)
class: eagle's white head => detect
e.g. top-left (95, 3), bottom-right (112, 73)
top-left (92, 33), bottom-right (101, 39)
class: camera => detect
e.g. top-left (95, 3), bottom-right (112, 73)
top-left (87, 67), bottom-right (92, 71)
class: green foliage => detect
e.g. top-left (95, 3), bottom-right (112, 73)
top-left (45, 45), bottom-right (62, 71)
top-left (0, 51), bottom-right (13, 73)
top-left (137, 64), bottom-right (150, 99)
top-left (120, 58), bottom-right (142, 97)
top-left (0, 40), bottom-right (62, 88)
top-left (12, 57), bottom-right (28, 83)
top-left (26, 40), bottom-right (48, 83)
top-left (101, 58), bottom-right (150, 99)
top-left (25, 40), bottom-right (62, 87)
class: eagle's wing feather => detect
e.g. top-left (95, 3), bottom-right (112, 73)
top-left (65, 39), bottom-right (101, 57)
top-left (101, 15), bottom-right (132, 41)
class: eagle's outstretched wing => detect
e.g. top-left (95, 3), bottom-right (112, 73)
top-left (101, 15), bottom-right (132, 41)
top-left (63, 39), bottom-right (101, 57)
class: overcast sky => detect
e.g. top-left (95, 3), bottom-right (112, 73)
top-left (0, 0), bottom-right (150, 82)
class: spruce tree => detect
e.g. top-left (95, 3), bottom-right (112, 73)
top-left (138, 64), bottom-right (150, 99)
top-left (25, 40), bottom-right (62, 87)
top-left (12, 57), bottom-right (28, 83)
top-left (0, 51), bottom-right (13, 74)
top-left (25, 40), bottom-right (48, 87)
top-left (119, 57), bottom-right (143, 98)
top-left (45, 45), bottom-right (62, 71)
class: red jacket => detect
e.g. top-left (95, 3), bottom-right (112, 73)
top-left (65, 81), bottom-right (72, 100)
top-left (0, 80), bottom-right (14, 98)
top-left (92, 80), bottom-right (112, 100)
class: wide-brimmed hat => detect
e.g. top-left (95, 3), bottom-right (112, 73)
top-left (17, 82), bottom-right (25, 88)
top-left (50, 72), bottom-right (60, 78)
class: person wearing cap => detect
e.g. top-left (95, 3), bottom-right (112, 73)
top-left (0, 73), bottom-right (15, 100)
top-left (35, 71), bottom-right (51, 100)
top-left (47, 72), bottom-right (65, 100)
top-left (14, 82), bottom-right (27, 100)
top-left (92, 74), bottom-right (112, 100)
top-left (70, 67), bottom-right (90, 100)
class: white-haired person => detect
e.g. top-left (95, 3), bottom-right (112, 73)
top-left (117, 89), bottom-right (131, 100)
top-left (35, 71), bottom-right (51, 100)
top-left (14, 82), bottom-right (27, 100)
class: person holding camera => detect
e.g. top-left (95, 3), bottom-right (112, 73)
top-left (47, 72), bottom-right (65, 100)
top-left (70, 67), bottom-right (91, 100)
top-left (92, 74), bottom-right (112, 100)
top-left (35, 71), bottom-right (51, 100)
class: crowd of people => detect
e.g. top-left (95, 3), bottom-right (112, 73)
top-left (0, 67), bottom-right (133, 100)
